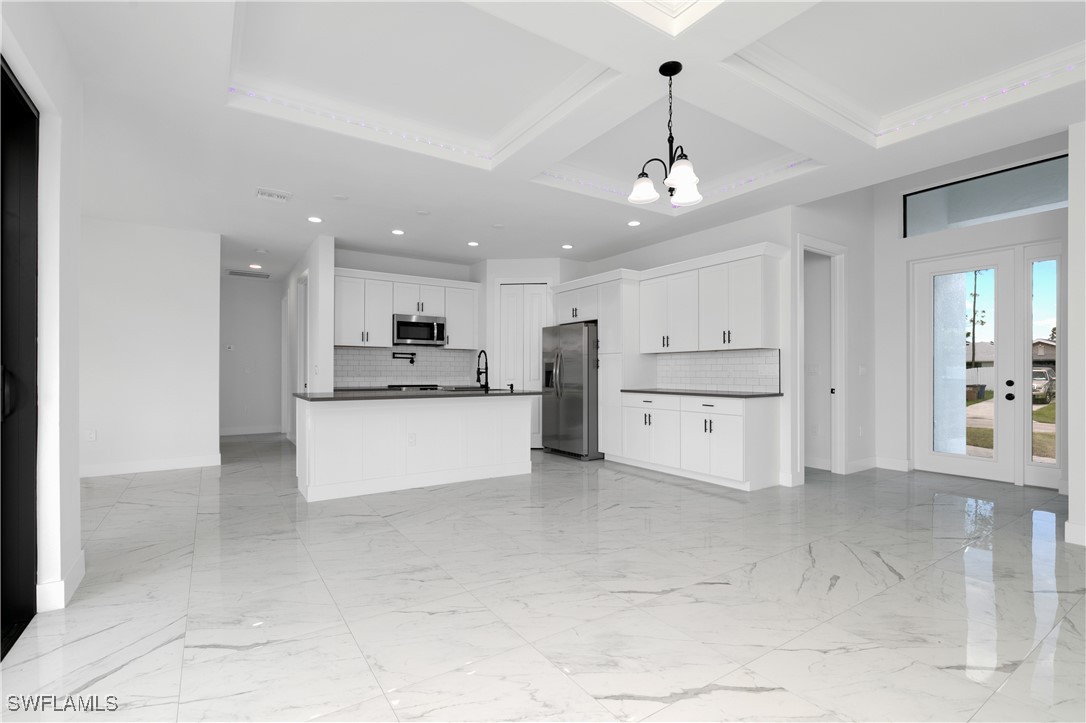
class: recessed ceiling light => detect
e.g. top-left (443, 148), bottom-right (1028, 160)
top-left (249, 264), bottom-right (263, 270)
top-left (491, 224), bottom-right (504, 229)
top-left (392, 229), bottom-right (405, 236)
top-left (307, 216), bottom-right (322, 223)
top-left (331, 194), bottom-right (348, 201)
top-left (627, 220), bottom-right (641, 227)
top-left (416, 210), bottom-right (430, 216)
top-left (562, 244), bottom-right (573, 250)
top-left (467, 241), bottom-right (479, 247)
top-left (255, 248), bottom-right (269, 255)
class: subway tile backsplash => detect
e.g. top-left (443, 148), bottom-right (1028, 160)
top-left (335, 346), bottom-right (479, 388)
top-left (657, 349), bottom-right (780, 393)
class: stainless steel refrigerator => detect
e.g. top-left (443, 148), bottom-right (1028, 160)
top-left (542, 322), bottom-right (602, 460)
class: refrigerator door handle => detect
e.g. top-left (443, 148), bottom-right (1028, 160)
top-left (554, 350), bottom-right (562, 398)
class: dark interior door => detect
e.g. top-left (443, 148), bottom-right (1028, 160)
top-left (1, 56), bottom-right (40, 661)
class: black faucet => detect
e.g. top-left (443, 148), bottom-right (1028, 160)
top-left (476, 350), bottom-right (489, 392)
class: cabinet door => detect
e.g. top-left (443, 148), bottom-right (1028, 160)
top-left (698, 264), bottom-right (730, 350)
top-left (576, 286), bottom-right (599, 321)
top-left (364, 280), bottom-right (394, 347)
top-left (444, 287), bottom-right (476, 350)
top-left (680, 412), bottom-right (712, 474)
top-left (650, 409), bottom-right (681, 468)
top-left (555, 289), bottom-right (577, 324)
top-left (419, 284), bottom-right (445, 316)
top-left (598, 354), bottom-right (622, 455)
top-left (597, 281), bottom-right (621, 354)
top-left (708, 413), bottom-right (744, 480)
top-left (393, 282), bottom-right (420, 315)
top-left (360, 411), bottom-right (406, 480)
top-left (639, 277), bottom-right (669, 353)
top-left (726, 257), bottom-right (765, 349)
top-left (334, 276), bottom-right (367, 346)
top-left (622, 407), bottom-right (652, 462)
top-left (666, 271), bottom-right (699, 352)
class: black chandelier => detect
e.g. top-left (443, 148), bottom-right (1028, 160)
top-left (627, 61), bottom-right (702, 207)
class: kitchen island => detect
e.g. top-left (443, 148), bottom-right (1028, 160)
top-left (294, 388), bottom-right (541, 501)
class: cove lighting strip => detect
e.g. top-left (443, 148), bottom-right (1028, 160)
top-left (877, 61), bottom-right (1080, 139)
top-left (702, 157), bottom-right (815, 198)
top-left (539, 170), bottom-right (627, 197)
top-left (227, 86), bottom-right (494, 161)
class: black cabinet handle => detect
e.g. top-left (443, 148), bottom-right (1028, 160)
top-left (662, 335), bottom-right (665, 348)
top-left (648, 413), bottom-right (652, 426)
top-left (1005, 393), bottom-right (1015, 401)
top-left (723, 331), bottom-right (726, 344)
top-left (666, 335), bottom-right (670, 347)
top-left (704, 419), bottom-right (708, 433)
top-left (727, 330), bottom-right (732, 344)
top-left (709, 419), bottom-right (714, 433)
top-left (644, 413), bottom-right (647, 425)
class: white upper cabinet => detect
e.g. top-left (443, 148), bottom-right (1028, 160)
top-left (334, 276), bottom-right (393, 347)
top-left (639, 270), bottom-right (698, 353)
top-left (394, 282), bottom-right (445, 316)
top-left (334, 276), bottom-right (367, 346)
top-left (698, 256), bottom-right (778, 350)
top-left (444, 287), bottom-right (476, 350)
top-left (556, 286), bottom-right (598, 324)
top-left (364, 280), bottom-right (394, 347)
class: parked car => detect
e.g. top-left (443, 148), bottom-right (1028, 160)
top-left (1032, 368), bottom-right (1056, 404)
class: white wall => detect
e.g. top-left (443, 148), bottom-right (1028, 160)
top-left (3, 3), bottom-right (85, 610)
top-left (1066, 122), bottom-right (1084, 546)
top-left (284, 235), bottom-right (335, 441)
top-left (580, 208), bottom-right (793, 275)
top-left (335, 247), bottom-right (473, 281)
top-left (793, 188), bottom-right (877, 478)
top-left (872, 134), bottom-right (1070, 472)
top-left (220, 275), bottom-right (282, 435)
top-left (80, 217), bottom-right (221, 475)
top-left (803, 251), bottom-right (832, 470)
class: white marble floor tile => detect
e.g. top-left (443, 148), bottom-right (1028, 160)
top-left (532, 607), bottom-right (741, 721)
top-left (5, 436), bottom-right (1079, 722)
top-left (746, 623), bottom-right (996, 721)
top-left (469, 567), bottom-right (636, 642)
top-left (642, 666), bottom-right (841, 722)
top-left (346, 592), bottom-right (527, 690)
top-left (388, 644), bottom-right (616, 722)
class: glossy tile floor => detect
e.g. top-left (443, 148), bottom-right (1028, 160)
top-left (3, 434), bottom-right (1083, 722)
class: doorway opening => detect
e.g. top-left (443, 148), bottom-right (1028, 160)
top-left (1, 57), bottom-right (41, 660)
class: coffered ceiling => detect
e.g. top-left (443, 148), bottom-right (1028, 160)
top-left (35, 1), bottom-right (1085, 277)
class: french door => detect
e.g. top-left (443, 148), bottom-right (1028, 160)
top-left (913, 245), bottom-right (1063, 487)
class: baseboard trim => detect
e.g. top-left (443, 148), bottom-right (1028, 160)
top-left (221, 425), bottom-right (282, 436)
top-left (875, 457), bottom-right (912, 471)
top-left (605, 456), bottom-right (777, 491)
top-left (1065, 520), bottom-right (1085, 547)
top-left (37, 549), bottom-right (85, 611)
top-left (80, 453), bottom-right (221, 478)
top-left (846, 457), bottom-right (877, 474)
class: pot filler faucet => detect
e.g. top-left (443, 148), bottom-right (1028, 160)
top-left (476, 350), bottom-right (490, 392)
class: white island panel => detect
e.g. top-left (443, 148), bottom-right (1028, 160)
top-left (296, 395), bottom-right (533, 501)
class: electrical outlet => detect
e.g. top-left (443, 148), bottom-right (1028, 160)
top-left (85, 429), bottom-right (97, 442)
top-left (225, 344), bottom-right (235, 352)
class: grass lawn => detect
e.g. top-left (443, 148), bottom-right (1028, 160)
top-left (966, 426), bottom-right (1055, 457)
top-left (966, 390), bottom-right (995, 407)
top-left (1033, 402), bottom-right (1056, 424)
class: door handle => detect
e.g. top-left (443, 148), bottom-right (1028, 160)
top-left (2, 366), bottom-right (15, 420)
top-left (554, 351), bottom-right (562, 398)
top-left (1005, 393), bottom-right (1015, 401)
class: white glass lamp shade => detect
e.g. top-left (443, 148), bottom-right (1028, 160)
top-left (663, 157), bottom-right (699, 188)
top-left (670, 182), bottom-right (703, 207)
top-left (628, 175), bottom-right (660, 204)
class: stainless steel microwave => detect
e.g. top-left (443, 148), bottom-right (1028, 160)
top-left (393, 314), bottom-right (447, 346)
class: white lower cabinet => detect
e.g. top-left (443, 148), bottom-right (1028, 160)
top-left (619, 393), bottom-right (778, 490)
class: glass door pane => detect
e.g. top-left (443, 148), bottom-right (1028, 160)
top-left (932, 267), bottom-right (996, 458)
top-left (1030, 259), bottom-right (1057, 465)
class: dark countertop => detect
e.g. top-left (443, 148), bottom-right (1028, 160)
top-left (296, 389), bottom-right (542, 402)
top-left (620, 388), bottom-right (783, 398)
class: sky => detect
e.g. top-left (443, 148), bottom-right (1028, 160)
top-left (955, 259), bottom-right (1057, 345)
